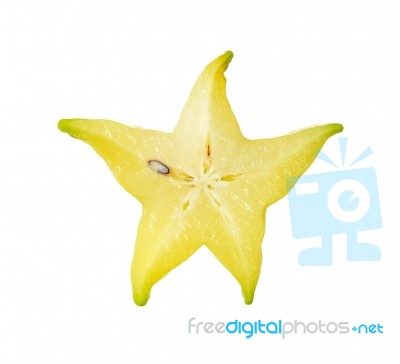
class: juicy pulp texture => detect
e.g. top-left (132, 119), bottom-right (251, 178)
top-left (59, 51), bottom-right (343, 305)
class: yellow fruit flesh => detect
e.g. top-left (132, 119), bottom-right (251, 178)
top-left (59, 51), bottom-right (343, 305)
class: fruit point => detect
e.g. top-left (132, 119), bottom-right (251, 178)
top-left (59, 51), bottom-right (343, 306)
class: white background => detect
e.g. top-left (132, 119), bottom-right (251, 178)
top-left (1, 1), bottom-right (399, 363)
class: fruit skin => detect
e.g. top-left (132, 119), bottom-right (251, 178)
top-left (59, 51), bottom-right (343, 306)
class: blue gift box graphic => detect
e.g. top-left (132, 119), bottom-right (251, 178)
top-left (287, 137), bottom-right (382, 266)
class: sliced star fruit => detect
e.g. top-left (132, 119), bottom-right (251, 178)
top-left (59, 51), bottom-right (343, 305)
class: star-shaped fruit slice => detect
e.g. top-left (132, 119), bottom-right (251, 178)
top-left (59, 51), bottom-right (343, 305)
